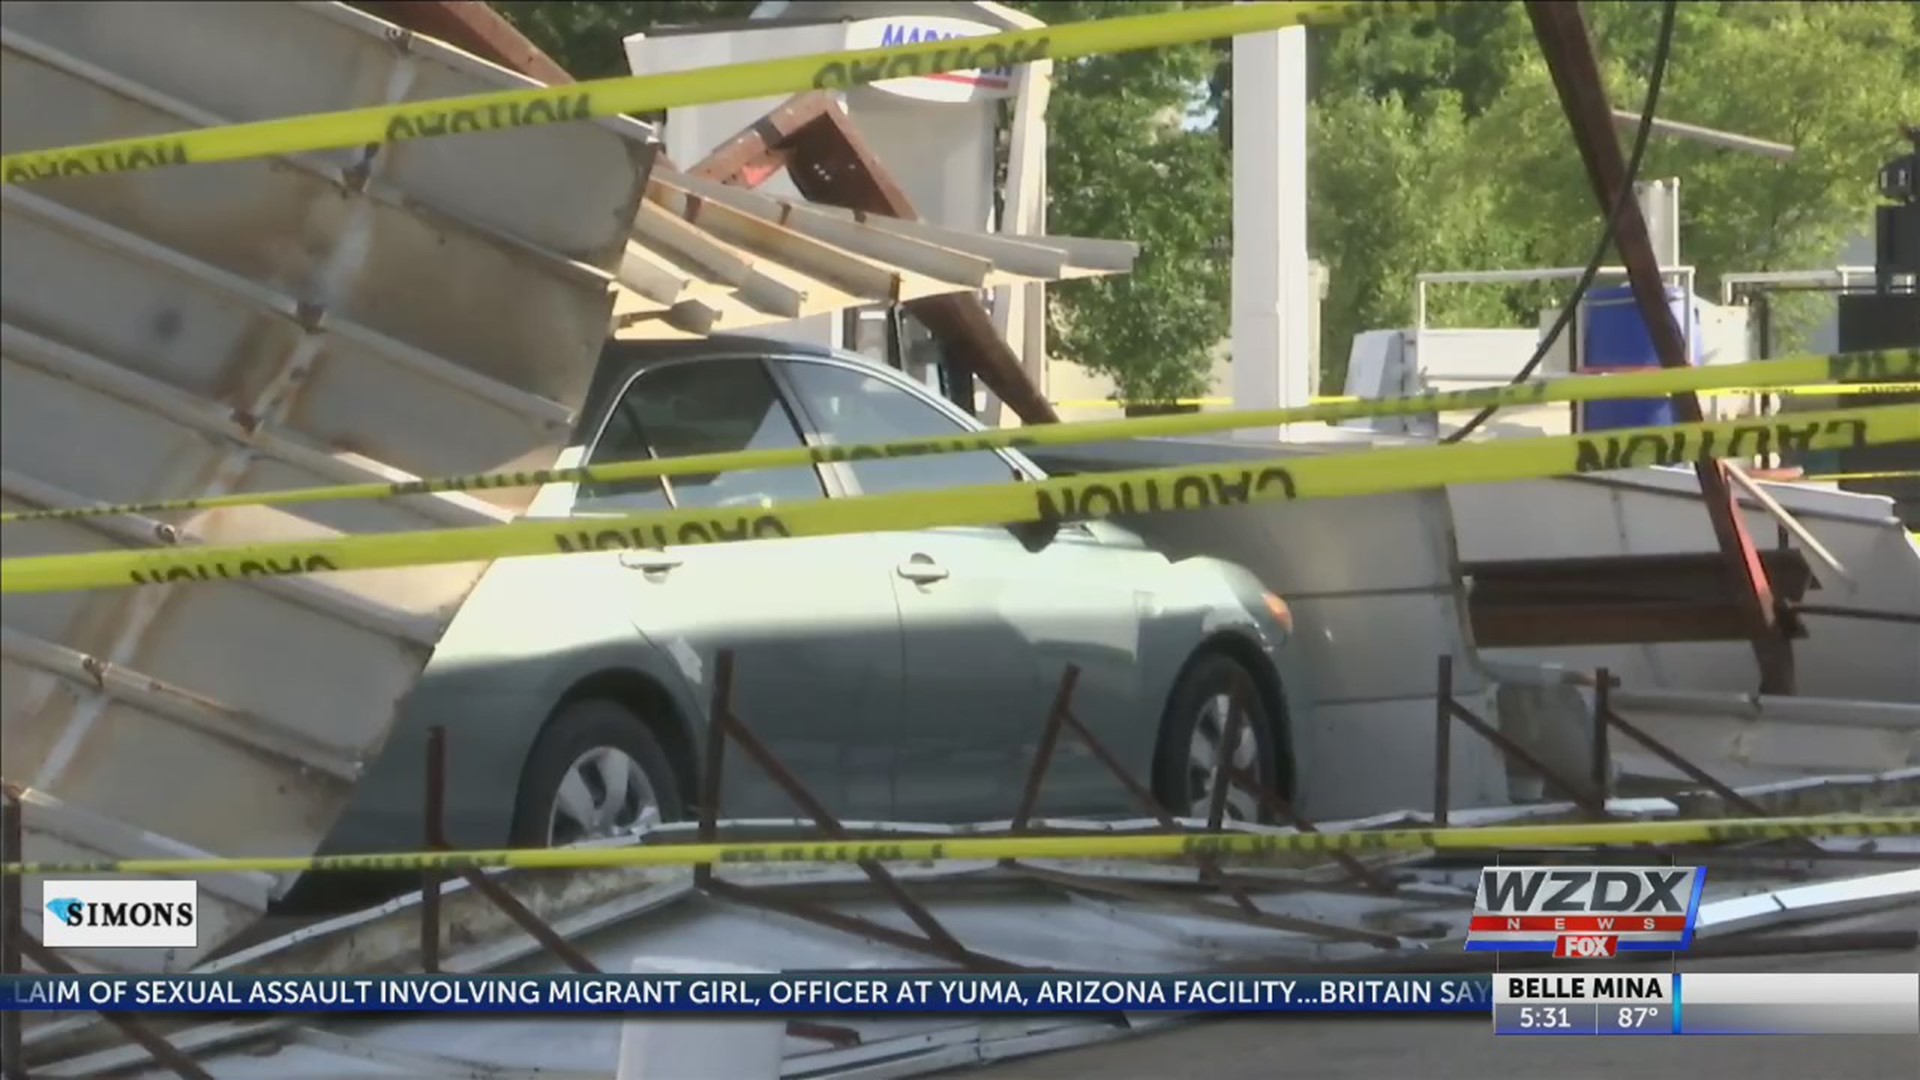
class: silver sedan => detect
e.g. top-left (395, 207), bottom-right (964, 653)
top-left (307, 339), bottom-right (1305, 884)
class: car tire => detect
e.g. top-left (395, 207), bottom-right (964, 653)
top-left (510, 698), bottom-right (686, 848)
top-left (1152, 652), bottom-right (1278, 825)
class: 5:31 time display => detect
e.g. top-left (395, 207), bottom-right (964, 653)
top-left (1516, 1005), bottom-right (1577, 1030)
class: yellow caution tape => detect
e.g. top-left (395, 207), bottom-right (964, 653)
top-left (1741, 381), bottom-right (1919, 396)
top-left (1054, 397), bottom-right (1239, 408)
top-left (1799, 470), bottom-right (1920, 483)
top-left (1057, 381), bottom-right (1918, 411)
top-left (2, 815), bottom-right (1911, 877)
top-left (0, 1), bottom-right (1400, 185)
top-left (4, 405), bottom-right (1917, 595)
top-left (4, 349), bottom-right (1912, 525)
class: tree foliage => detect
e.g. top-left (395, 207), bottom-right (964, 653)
top-left (1305, 1), bottom-right (1920, 381)
top-left (480, 1), bottom-right (1918, 395)
top-left (1010, 1), bottom-right (1230, 401)
top-left (493, 1), bottom-right (758, 80)
top-left (1471, 1), bottom-right (1920, 349)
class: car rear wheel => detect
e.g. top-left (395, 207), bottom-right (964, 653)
top-left (511, 698), bottom-right (685, 848)
top-left (1153, 652), bottom-right (1277, 824)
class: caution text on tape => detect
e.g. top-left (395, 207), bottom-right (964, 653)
top-left (3, 405), bottom-right (1916, 595)
top-left (0, 2), bottom-right (1407, 185)
top-left (2, 816), bottom-right (1911, 877)
top-left (4, 348), bottom-right (1912, 526)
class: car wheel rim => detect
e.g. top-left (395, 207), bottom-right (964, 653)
top-left (1186, 692), bottom-right (1259, 822)
top-left (547, 746), bottom-right (661, 847)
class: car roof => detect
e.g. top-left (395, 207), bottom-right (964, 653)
top-left (570, 334), bottom-right (1047, 480)
top-left (574, 335), bottom-right (878, 445)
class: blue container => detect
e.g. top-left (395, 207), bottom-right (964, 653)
top-left (1579, 284), bottom-right (1701, 431)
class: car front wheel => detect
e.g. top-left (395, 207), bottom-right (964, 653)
top-left (510, 698), bottom-right (685, 848)
top-left (1152, 652), bottom-right (1278, 824)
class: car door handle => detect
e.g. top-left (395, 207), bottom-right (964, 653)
top-left (619, 552), bottom-right (684, 575)
top-left (896, 558), bottom-right (949, 584)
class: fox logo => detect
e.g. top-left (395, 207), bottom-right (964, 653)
top-left (1555, 935), bottom-right (1619, 959)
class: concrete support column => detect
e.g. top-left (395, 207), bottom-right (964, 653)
top-left (1231, 25), bottom-right (1312, 441)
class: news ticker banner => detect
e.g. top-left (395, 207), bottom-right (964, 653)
top-left (1, 974), bottom-right (1484, 1015)
top-left (2, 974), bottom-right (1916, 1036)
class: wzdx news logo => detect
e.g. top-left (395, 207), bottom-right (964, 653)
top-left (41, 880), bottom-right (198, 949)
top-left (1465, 866), bottom-right (1704, 958)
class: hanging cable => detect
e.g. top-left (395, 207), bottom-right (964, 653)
top-left (1443, 0), bottom-right (1679, 443)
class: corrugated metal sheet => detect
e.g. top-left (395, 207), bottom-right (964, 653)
top-left (613, 168), bottom-right (1138, 339)
top-left (0, 0), bottom-right (653, 972)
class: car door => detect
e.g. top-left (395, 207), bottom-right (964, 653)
top-left (774, 356), bottom-right (1152, 822)
top-left (573, 355), bottom-right (903, 820)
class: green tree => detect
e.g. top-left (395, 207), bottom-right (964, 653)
top-left (1309, 88), bottom-right (1530, 389)
top-left (1011, 1), bottom-right (1231, 403)
top-left (494, 1), bottom-right (757, 80)
top-left (1472, 1), bottom-right (1920, 351)
top-left (1277, 3), bottom-right (1539, 385)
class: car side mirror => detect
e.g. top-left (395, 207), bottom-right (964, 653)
top-left (1007, 518), bottom-right (1060, 553)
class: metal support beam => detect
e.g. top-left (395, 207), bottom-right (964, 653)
top-left (18, 937), bottom-right (215, 1080)
top-left (1437, 657), bottom-right (1608, 819)
top-left (420, 726), bottom-right (446, 974)
top-left (1609, 110), bottom-right (1797, 160)
top-left (1527, 1), bottom-right (1796, 694)
top-left (699, 650), bottom-right (1020, 973)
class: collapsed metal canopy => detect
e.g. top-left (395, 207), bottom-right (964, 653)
top-left (613, 167), bottom-right (1139, 340)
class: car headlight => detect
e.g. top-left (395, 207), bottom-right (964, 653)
top-left (1261, 591), bottom-right (1294, 635)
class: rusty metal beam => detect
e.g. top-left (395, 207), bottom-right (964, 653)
top-left (1010, 863), bottom-right (1402, 949)
top-left (712, 703), bottom-right (986, 966)
top-left (1465, 550), bottom-right (1815, 646)
top-left (19, 937), bottom-right (215, 1080)
top-left (1464, 551), bottom-right (1815, 603)
top-left (1434, 657), bottom-right (1454, 827)
top-left (700, 650), bottom-right (1022, 972)
top-left (688, 92), bottom-right (1060, 425)
top-left (1527, 1), bottom-right (1795, 694)
top-left (1449, 699), bottom-right (1607, 817)
top-left (1436, 656), bottom-right (1609, 819)
top-left (1007, 666), bottom-right (1080, 834)
top-left (415, 725), bottom-right (601, 975)
top-left (357, 1), bottom-right (575, 86)
top-left (420, 726), bottom-right (447, 974)
top-left (1222, 765), bottom-right (1397, 895)
top-left (1598, 703), bottom-right (1820, 854)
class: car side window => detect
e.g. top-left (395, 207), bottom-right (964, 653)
top-left (779, 360), bottom-right (1019, 497)
top-left (579, 358), bottom-right (825, 513)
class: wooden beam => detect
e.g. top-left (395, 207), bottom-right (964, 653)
top-left (688, 92), bottom-right (1060, 425)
